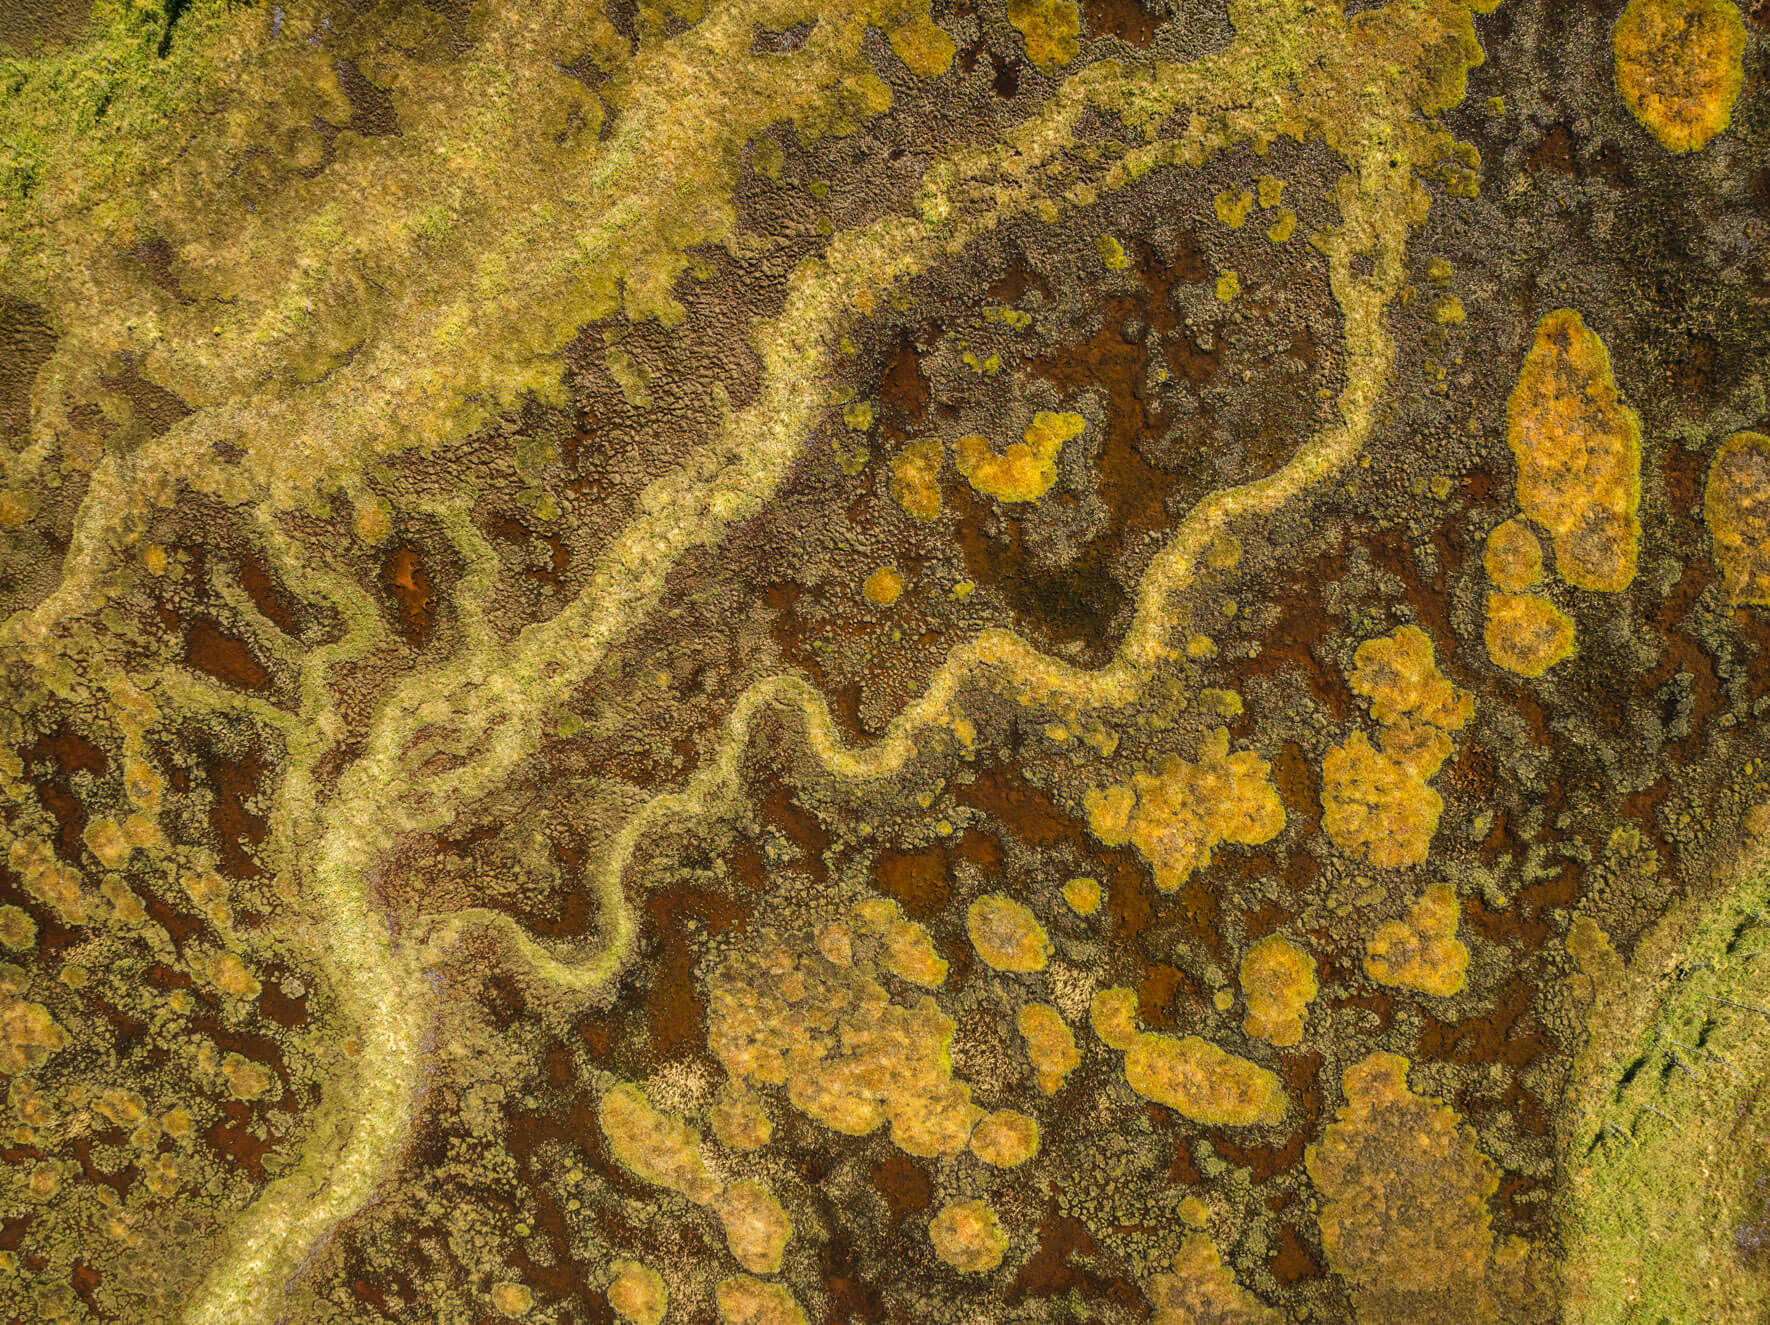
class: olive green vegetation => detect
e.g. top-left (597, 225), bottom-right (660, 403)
top-left (1560, 827), bottom-right (1770, 1324)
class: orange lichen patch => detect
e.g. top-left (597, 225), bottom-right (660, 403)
top-left (953, 411), bottom-right (1084, 503)
top-left (0, 999), bottom-right (64, 1074)
top-left (100, 875), bottom-right (147, 926)
top-left (490, 1283), bottom-right (533, 1318)
top-left (1703, 431), bottom-right (1770, 605)
top-left (708, 921), bottom-right (980, 1156)
top-left (715, 1276), bottom-right (809, 1325)
top-left (143, 1153), bottom-right (180, 1198)
top-left (597, 1083), bottom-right (720, 1204)
top-left (1086, 727), bottom-right (1285, 893)
top-left (1062, 876), bottom-right (1101, 915)
top-left (1363, 882), bottom-right (1469, 997)
top-left (1483, 518), bottom-right (1544, 591)
top-left (1005, 0), bottom-right (1080, 71)
top-left (1484, 592), bottom-right (1576, 677)
top-left (862, 566), bottom-right (904, 605)
top-left (82, 816), bottom-right (133, 869)
top-left (182, 870), bottom-right (232, 927)
top-left (1089, 986), bottom-right (1141, 1050)
top-left (1505, 309), bottom-right (1642, 592)
top-left (353, 495), bottom-right (393, 546)
top-left (608, 1261), bottom-right (667, 1325)
top-left (94, 1088), bottom-right (148, 1126)
top-left (816, 922), bottom-right (853, 967)
top-left (928, 1197), bottom-right (1009, 1273)
top-left (11, 840), bottom-right (85, 925)
top-left (1320, 732), bottom-right (1443, 869)
top-left (1306, 1052), bottom-right (1503, 1321)
top-left (890, 1079), bottom-right (983, 1157)
top-left (1348, 625), bottom-right (1473, 739)
top-left (0, 906), bottom-right (35, 951)
top-left (891, 438), bottom-right (944, 520)
top-left (1239, 936), bottom-right (1318, 1048)
top-left (1016, 1002), bottom-right (1080, 1094)
top-left (1613, 0), bottom-right (1746, 152)
top-left (969, 1109), bottom-right (1040, 1167)
top-left (220, 1053), bottom-right (274, 1101)
top-left (882, 916), bottom-right (948, 988)
top-left (202, 951), bottom-right (262, 1000)
top-left (712, 1079), bottom-right (774, 1152)
top-left (967, 893), bottom-right (1051, 972)
top-left (718, 1179), bottom-right (793, 1274)
top-left (1148, 1234), bottom-right (1281, 1324)
top-left (1122, 1032), bottom-right (1287, 1126)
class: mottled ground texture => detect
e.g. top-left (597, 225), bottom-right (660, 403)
top-left (0, 0), bottom-right (1767, 1321)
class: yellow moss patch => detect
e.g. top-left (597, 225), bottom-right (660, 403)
top-left (1485, 591), bottom-right (1576, 677)
top-left (709, 919), bottom-right (980, 1157)
top-left (969, 1109), bottom-right (1040, 1167)
top-left (597, 1082), bottom-right (720, 1204)
top-left (1431, 294), bottom-right (1466, 325)
top-left (718, 1179), bottom-right (793, 1274)
top-left (1148, 1234), bottom-right (1281, 1324)
top-left (1062, 875), bottom-right (1101, 915)
top-left (1215, 270), bottom-right (1241, 302)
top-left (1306, 1052), bottom-right (1504, 1320)
top-left (221, 1053), bottom-right (273, 1101)
top-left (1265, 209), bottom-right (1296, 243)
top-left (0, 999), bottom-right (64, 1075)
top-left (1483, 518), bottom-right (1544, 591)
top-left (1256, 175), bottom-right (1286, 208)
top-left (1122, 1032), bottom-right (1287, 1126)
top-left (1016, 1002), bottom-right (1080, 1094)
top-left (608, 1261), bottom-right (667, 1325)
top-left (891, 438), bottom-right (944, 520)
top-left (1097, 234), bottom-right (1129, 270)
top-left (1364, 882), bottom-right (1469, 997)
top-left (889, 14), bottom-right (956, 78)
top-left (716, 1274), bottom-right (809, 1325)
top-left (490, 1283), bottom-right (533, 1318)
top-left (862, 566), bottom-right (904, 605)
top-left (1089, 986), bottom-right (1140, 1050)
top-left (1613, 0), bottom-right (1746, 152)
top-left (1214, 189), bottom-right (1254, 228)
top-left (955, 411), bottom-right (1084, 503)
top-left (929, 1198), bottom-right (1009, 1273)
top-left (1239, 935), bottom-right (1318, 1048)
top-left (1703, 431), bottom-right (1770, 605)
top-left (711, 1079), bottom-right (773, 1151)
top-left (141, 542), bottom-right (169, 575)
top-left (1005, 0), bottom-right (1080, 71)
top-left (1505, 309), bottom-right (1642, 592)
top-left (968, 893), bottom-right (1051, 972)
top-left (1085, 727), bottom-right (1284, 893)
